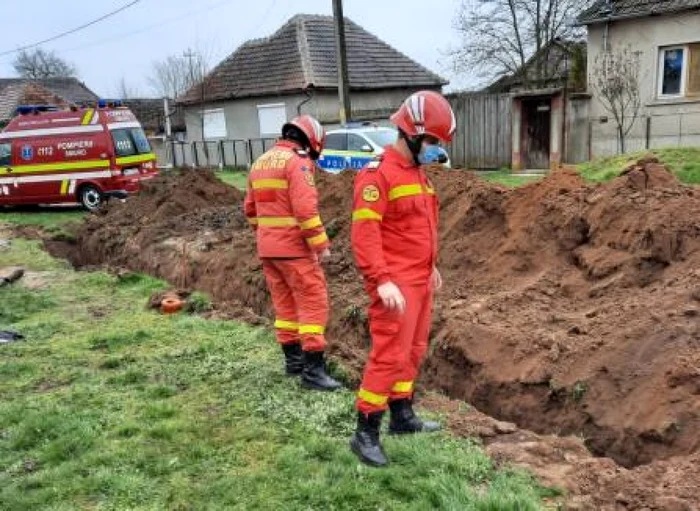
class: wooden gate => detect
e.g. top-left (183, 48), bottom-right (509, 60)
top-left (447, 93), bottom-right (512, 170)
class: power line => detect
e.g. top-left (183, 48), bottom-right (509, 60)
top-left (46, 0), bottom-right (232, 56)
top-left (0, 0), bottom-right (142, 57)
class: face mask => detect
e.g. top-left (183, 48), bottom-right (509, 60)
top-left (418, 144), bottom-right (448, 165)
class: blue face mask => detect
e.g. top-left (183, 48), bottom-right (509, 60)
top-left (418, 144), bottom-right (448, 165)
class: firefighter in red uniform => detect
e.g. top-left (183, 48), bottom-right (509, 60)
top-left (349, 91), bottom-right (456, 466)
top-left (244, 115), bottom-right (341, 392)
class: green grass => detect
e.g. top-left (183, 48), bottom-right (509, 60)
top-left (0, 207), bottom-right (85, 229)
top-left (217, 169), bottom-right (248, 190)
top-left (479, 170), bottom-right (543, 188)
top-left (0, 236), bottom-right (554, 510)
top-left (577, 147), bottom-right (700, 184)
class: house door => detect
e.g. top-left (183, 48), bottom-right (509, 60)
top-left (523, 98), bottom-right (551, 169)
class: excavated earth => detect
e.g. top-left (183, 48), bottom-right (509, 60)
top-left (45, 159), bottom-right (700, 510)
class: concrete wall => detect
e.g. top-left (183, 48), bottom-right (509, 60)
top-left (588, 12), bottom-right (700, 156)
top-left (182, 87), bottom-right (430, 142)
top-left (566, 95), bottom-right (591, 163)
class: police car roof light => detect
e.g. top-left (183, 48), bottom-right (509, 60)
top-left (342, 121), bottom-right (378, 129)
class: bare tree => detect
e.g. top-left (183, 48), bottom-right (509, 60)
top-left (148, 55), bottom-right (194, 99)
top-left (115, 77), bottom-right (139, 99)
top-left (591, 45), bottom-right (642, 154)
top-left (149, 48), bottom-right (215, 163)
top-left (13, 48), bottom-right (77, 79)
top-left (450, 0), bottom-right (592, 88)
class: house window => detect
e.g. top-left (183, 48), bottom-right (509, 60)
top-left (257, 103), bottom-right (287, 137)
top-left (658, 44), bottom-right (700, 98)
top-left (202, 109), bottom-right (227, 139)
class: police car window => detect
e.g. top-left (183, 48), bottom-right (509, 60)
top-left (112, 130), bottom-right (136, 156)
top-left (0, 143), bottom-right (10, 166)
top-left (347, 134), bottom-right (369, 152)
top-left (364, 129), bottom-right (397, 148)
top-left (325, 133), bottom-right (347, 151)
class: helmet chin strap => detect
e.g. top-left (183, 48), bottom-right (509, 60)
top-left (283, 125), bottom-right (315, 158)
top-left (399, 129), bottom-right (424, 166)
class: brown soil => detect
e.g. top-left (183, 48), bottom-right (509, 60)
top-left (47, 162), bottom-right (700, 510)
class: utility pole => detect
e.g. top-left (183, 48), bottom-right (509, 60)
top-left (332, 0), bottom-right (351, 124)
top-left (183, 48), bottom-right (197, 87)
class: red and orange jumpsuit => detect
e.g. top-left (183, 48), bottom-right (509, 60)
top-left (351, 146), bottom-right (439, 414)
top-left (244, 140), bottom-right (331, 352)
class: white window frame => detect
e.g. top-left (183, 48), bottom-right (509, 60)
top-left (257, 103), bottom-right (287, 137)
top-left (658, 45), bottom-right (689, 98)
top-left (202, 108), bottom-right (227, 139)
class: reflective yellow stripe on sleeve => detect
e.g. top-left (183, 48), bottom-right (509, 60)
top-left (300, 215), bottom-right (322, 230)
top-left (392, 381), bottom-right (414, 393)
top-left (352, 208), bottom-right (383, 221)
top-left (357, 388), bottom-right (388, 406)
top-left (257, 217), bottom-right (298, 227)
top-left (388, 184), bottom-right (423, 201)
top-left (298, 324), bottom-right (325, 335)
top-left (252, 179), bottom-right (288, 189)
top-left (307, 232), bottom-right (328, 246)
top-left (388, 184), bottom-right (435, 201)
top-left (274, 319), bottom-right (299, 331)
top-left (247, 217), bottom-right (258, 225)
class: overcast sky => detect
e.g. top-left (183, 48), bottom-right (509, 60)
top-left (1, 0), bottom-right (473, 98)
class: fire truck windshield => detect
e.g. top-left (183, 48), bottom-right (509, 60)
top-left (112, 128), bottom-right (152, 157)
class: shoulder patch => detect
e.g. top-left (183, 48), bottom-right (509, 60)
top-left (362, 184), bottom-right (380, 202)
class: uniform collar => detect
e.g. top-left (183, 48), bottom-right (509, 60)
top-left (276, 139), bottom-right (302, 150)
top-left (382, 145), bottom-right (417, 170)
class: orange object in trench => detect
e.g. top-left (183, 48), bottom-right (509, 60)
top-left (160, 297), bottom-right (184, 314)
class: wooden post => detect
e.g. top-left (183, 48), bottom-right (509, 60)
top-left (332, 0), bottom-right (351, 124)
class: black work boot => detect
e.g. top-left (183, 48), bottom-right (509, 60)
top-left (350, 411), bottom-right (388, 467)
top-left (281, 343), bottom-right (304, 376)
top-left (388, 398), bottom-right (441, 434)
top-left (300, 351), bottom-right (341, 391)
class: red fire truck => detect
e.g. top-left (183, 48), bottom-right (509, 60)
top-left (0, 102), bottom-right (158, 211)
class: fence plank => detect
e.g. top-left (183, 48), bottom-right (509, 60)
top-left (447, 93), bottom-right (513, 169)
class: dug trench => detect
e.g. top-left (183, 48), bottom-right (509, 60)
top-left (42, 160), bottom-right (699, 508)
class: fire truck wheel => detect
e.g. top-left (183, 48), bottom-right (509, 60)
top-left (78, 185), bottom-right (103, 212)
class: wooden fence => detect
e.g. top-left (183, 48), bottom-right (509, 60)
top-left (447, 93), bottom-right (513, 170)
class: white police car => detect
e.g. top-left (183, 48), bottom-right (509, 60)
top-left (318, 123), bottom-right (449, 173)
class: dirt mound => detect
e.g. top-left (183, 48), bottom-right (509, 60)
top-left (424, 161), bottom-right (700, 468)
top-left (52, 161), bottom-right (700, 509)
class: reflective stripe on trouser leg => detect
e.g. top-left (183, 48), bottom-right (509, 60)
top-left (282, 258), bottom-right (329, 352)
top-left (262, 260), bottom-right (299, 345)
top-left (356, 283), bottom-right (422, 414)
top-left (391, 283), bottom-right (433, 401)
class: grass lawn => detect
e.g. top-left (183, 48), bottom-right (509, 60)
top-left (479, 171), bottom-right (543, 188)
top-left (0, 207), bottom-right (86, 229)
top-left (216, 169), bottom-right (248, 190)
top-left (0, 236), bottom-right (554, 510)
top-left (217, 167), bottom-right (544, 191)
top-left (577, 147), bottom-right (700, 184)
